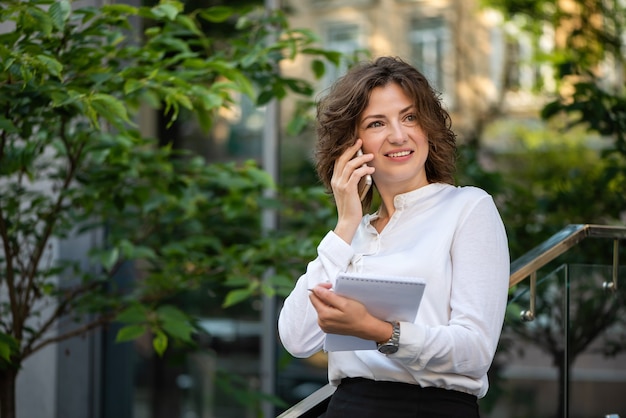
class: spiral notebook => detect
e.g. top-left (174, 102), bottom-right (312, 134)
top-left (323, 272), bottom-right (426, 352)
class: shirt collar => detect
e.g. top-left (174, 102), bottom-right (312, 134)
top-left (366, 182), bottom-right (452, 223)
top-left (392, 182), bottom-right (451, 210)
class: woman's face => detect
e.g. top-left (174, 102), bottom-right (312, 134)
top-left (357, 82), bottom-right (429, 195)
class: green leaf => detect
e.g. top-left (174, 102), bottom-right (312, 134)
top-left (224, 274), bottom-right (251, 287)
top-left (311, 59), bottom-right (326, 79)
top-left (152, 3), bottom-right (181, 21)
top-left (0, 117), bottom-right (18, 134)
top-left (0, 332), bottom-right (19, 363)
top-left (49, 0), bottom-right (71, 31)
top-left (283, 78), bottom-right (313, 95)
top-left (174, 92), bottom-right (193, 110)
top-left (158, 305), bottom-right (195, 343)
top-left (153, 330), bottom-right (168, 356)
top-left (119, 240), bottom-right (157, 261)
top-left (260, 283), bottom-right (276, 297)
top-left (303, 48), bottom-right (343, 66)
top-left (116, 305), bottom-right (149, 324)
top-left (89, 93), bottom-right (134, 128)
top-left (50, 89), bottom-right (82, 108)
top-left (36, 54), bottom-right (63, 77)
top-left (157, 305), bottom-right (188, 323)
top-left (228, 71), bottom-right (255, 99)
top-left (123, 79), bottom-right (144, 95)
top-left (247, 166), bottom-right (274, 188)
top-left (257, 90), bottom-right (275, 106)
top-left (223, 288), bottom-right (254, 308)
top-left (25, 6), bottom-right (53, 36)
top-left (200, 6), bottom-right (235, 23)
top-left (0, 344), bottom-right (11, 363)
top-left (102, 4), bottom-right (139, 15)
top-left (268, 274), bottom-right (294, 288)
top-left (175, 15), bottom-right (202, 37)
top-left (96, 247), bottom-right (119, 271)
top-left (115, 324), bottom-right (146, 342)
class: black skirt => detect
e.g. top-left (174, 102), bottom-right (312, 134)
top-left (322, 377), bottom-right (480, 418)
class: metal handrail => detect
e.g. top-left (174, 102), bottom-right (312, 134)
top-left (509, 224), bottom-right (626, 287)
top-left (512, 224), bottom-right (625, 321)
top-left (276, 384), bottom-right (336, 418)
top-left (277, 223), bottom-right (626, 418)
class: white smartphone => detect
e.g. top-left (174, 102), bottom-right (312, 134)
top-left (356, 149), bottom-right (372, 201)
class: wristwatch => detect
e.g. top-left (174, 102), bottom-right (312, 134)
top-left (377, 321), bottom-right (400, 354)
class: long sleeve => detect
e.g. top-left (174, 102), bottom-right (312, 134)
top-left (393, 194), bottom-right (509, 382)
top-left (278, 231), bottom-right (355, 357)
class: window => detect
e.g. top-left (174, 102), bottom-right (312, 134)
top-left (323, 23), bottom-right (363, 86)
top-left (409, 17), bottom-right (452, 104)
top-left (500, 20), bottom-right (555, 110)
top-left (312, 0), bottom-right (375, 8)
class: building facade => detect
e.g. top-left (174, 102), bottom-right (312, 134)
top-left (280, 0), bottom-right (548, 145)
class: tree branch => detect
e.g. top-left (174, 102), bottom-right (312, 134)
top-left (21, 279), bottom-right (105, 357)
top-left (25, 312), bottom-right (116, 357)
top-left (21, 271), bottom-right (191, 360)
top-left (21, 118), bottom-right (85, 325)
top-left (0, 204), bottom-right (20, 338)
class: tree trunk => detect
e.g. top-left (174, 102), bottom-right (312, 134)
top-left (0, 366), bottom-right (18, 418)
top-left (554, 350), bottom-right (570, 418)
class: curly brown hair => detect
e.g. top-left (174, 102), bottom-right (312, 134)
top-left (315, 56), bottom-right (456, 207)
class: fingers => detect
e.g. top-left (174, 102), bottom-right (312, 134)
top-left (337, 139), bottom-right (364, 166)
top-left (308, 285), bottom-right (336, 312)
top-left (309, 286), bottom-right (342, 325)
top-left (332, 140), bottom-right (373, 182)
top-left (310, 285), bottom-right (338, 305)
top-left (308, 285), bottom-right (382, 342)
top-left (309, 286), bottom-right (369, 335)
top-left (316, 282), bottom-right (333, 290)
top-left (330, 141), bottom-right (374, 200)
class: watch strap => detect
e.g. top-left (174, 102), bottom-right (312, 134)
top-left (377, 321), bottom-right (400, 354)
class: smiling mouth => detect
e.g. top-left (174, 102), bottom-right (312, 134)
top-left (386, 150), bottom-right (413, 158)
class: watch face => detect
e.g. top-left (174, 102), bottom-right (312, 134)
top-left (377, 344), bottom-right (399, 355)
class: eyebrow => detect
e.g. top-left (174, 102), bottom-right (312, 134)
top-left (361, 105), bottom-right (415, 122)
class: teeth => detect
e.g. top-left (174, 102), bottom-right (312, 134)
top-left (387, 151), bottom-right (411, 158)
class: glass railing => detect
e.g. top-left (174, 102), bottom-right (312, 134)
top-left (566, 264), bottom-right (626, 418)
top-left (277, 224), bottom-right (626, 418)
top-left (492, 263), bottom-right (626, 417)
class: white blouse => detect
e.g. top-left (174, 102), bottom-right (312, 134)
top-left (278, 183), bottom-right (510, 398)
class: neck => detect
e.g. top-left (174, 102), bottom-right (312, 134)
top-left (377, 204), bottom-right (392, 220)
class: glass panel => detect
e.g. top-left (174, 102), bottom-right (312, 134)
top-left (567, 264), bottom-right (626, 418)
top-left (484, 265), bottom-right (567, 418)
top-left (486, 264), bottom-right (626, 418)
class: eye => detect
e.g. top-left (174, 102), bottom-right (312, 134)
top-left (403, 114), bottom-right (418, 125)
top-left (367, 120), bottom-right (384, 129)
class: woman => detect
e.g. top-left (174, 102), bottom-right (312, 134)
top-left (278, 56), bottom-right (509, 417)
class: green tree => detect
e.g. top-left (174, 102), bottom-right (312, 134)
top-left (0, 1), bottom-right (341, 417)
top-left (482, 0), bottom-right (626, 156)
top-left (461, 119), bottom-right (626, 416)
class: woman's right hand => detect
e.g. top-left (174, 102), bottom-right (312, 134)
top-left (330, 139), bottom-right (374, 244)
top-left (309, 284), bottom-right (392, 343)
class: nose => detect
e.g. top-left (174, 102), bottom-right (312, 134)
top-left (387, 120), bottom-right (407, 145)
